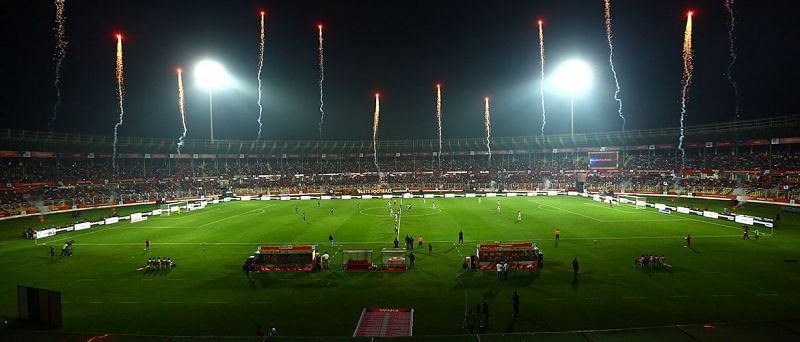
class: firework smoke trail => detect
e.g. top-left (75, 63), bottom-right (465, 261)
top-left (112, 34), bottom-right (125, 176)
top-left (372, 93), bottom-right (381, 175)
top-left (536, 20), bottom-right (547, 139)
top-left (604, 0), bottom-right (625, 132)
top-left (435, 83), bottom-right (442, 168)
top-left (49, 0), bottom-right (67, 132)
top-left (678, 11), bottom-right (694, 168)
top-left (256, 11), bottom-right (265, 140)
top-left (317, 24), bottom-right (325, 139)
top-left (724, 0), bottom-right (740, 120)
top-left (176, 68), bottom-right (187, 154)
top-left (484, 97), bottom-right (492, 164)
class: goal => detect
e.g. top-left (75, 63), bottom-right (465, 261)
top-left (159, 201), bottom-right (187, 216)
top-left (617, 194), bottom-right (647, 209)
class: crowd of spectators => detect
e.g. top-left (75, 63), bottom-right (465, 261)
top-left (2, 146), bottom-right (800, 216)
top-left (3, 147), bottom-right (800, 184)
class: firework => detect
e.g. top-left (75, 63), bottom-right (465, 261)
top-left (484, 97), bottom-right (492, 164)
top-left (537, 20), bottom-right (546, 139)
top-left (318, 24), bottom-right (326, 139)
top-left (678, 11), bottom-right (694, 168)
top-left (435, 83), bottom-right (442, 168)
top-left (176, 68), bottom-right (187, 154)
top-left (112, 33), bottom-right (125, 176)
top-left (724, 0), bottom-right (739, 120)
top-left (49, 0), bottom-right (67, 132)
top-left (604, 0), bottom-right (625, 131)
top-left (256, 10), bottom-right (266, 140)
top-left (372, 93), bottom-right (381, 175)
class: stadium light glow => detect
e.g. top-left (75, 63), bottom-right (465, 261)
top-left (195, 60), bottom-right (231, 91)
top-left (553, 59), bottom-right (592, 94)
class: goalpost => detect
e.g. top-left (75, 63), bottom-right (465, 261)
top-left (159, 202), bottom-right (187, 216)
top-left (617, 194), bottom-right (647, 209)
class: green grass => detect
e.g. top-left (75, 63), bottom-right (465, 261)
top-left (1, 196), bottom-right (799, 338)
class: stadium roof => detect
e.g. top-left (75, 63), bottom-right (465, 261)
top-left (1, 115), bottom-right (799, 155)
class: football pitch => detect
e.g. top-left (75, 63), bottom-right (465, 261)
top-left (1, 196), bottom-right (799, 339)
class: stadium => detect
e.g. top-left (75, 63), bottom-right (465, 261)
top-left (3, 1), bottom-right (800, 341)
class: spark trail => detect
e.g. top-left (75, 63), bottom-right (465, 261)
top-left (317, 24), bottom-right (325, 139)
top-left (256, 11), bottom-right (265, 140)
top-left (435, 83), bottom-right (442, 168)
top-left (176, 68), bottom-right (187, 154)
top-left (678, 11), bottom-right (694, 168)
top-left (112, 34), bottom-right (125, 176)
top-left (724, 0), bottom-right (740, 120)
top-left (484, 97), bottom-right (492, 164)
top-left (372, 93), bottom-right (381, 175)
top-left (604, 0), bottom-right (625, 131)
top-left (537, 20), bottom-right (546, 138)
top-left (49, 0), bottom-right (67, 132)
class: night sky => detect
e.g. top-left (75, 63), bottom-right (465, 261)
top-left (2, 0), bottom-right (799, 141)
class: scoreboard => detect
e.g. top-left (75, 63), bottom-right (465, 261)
top-left (588, 151), bottom-right (619, 169)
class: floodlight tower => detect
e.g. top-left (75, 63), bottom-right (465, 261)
top-left (553, 59), bottom-right (592, 139)
top-left (195, 60), bottom-right (231, 143)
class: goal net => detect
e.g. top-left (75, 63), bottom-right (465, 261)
top-left (159, 202), bottom-right (186, 216)
top-left (617, 194), bottom-right (647, 209)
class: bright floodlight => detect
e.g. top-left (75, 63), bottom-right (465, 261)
top-left (553, 59), bottom-right (592, 94)
top-left (195, 60), bottom-right (230, 90)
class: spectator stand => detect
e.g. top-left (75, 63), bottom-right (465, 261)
top-left (381, 248), bottom-right (407, 272)
top-left (476, 242), bottom-right (539, 270)
top-left (342, 249), bottom-right (374, 271)
top-left (252, 245), bottom-right (316, 272)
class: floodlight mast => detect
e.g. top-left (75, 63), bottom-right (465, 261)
top-left (209, 90), bottom-right (214, 143)
top-left (195, 60), bottom-right (229, 143)
top-left (553, 59), bottom-right (592, 139)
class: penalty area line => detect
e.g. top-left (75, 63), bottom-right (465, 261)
top-left (199, 206), bottom-right (273, 227)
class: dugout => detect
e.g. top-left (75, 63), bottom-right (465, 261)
top-left (476, 242), bottom-right (539, 270)
top-left (252, 245), bottom-right (316, 272)
top-left (342, 249), bottom-right (374, 271)
top-left (381, 248), bottom-right (407, 272)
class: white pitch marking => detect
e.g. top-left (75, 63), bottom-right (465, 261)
top-left (528, 200), bottom-right (603, 222)
top-left (199, 206), bottom-right (272, 227)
